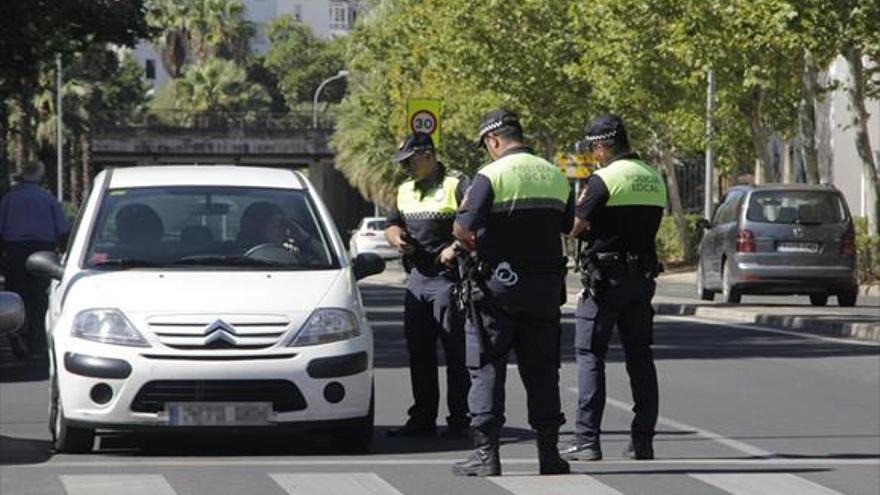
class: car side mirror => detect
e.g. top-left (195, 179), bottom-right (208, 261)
top-left (0, 292), bottom-right (25, 336)
top-left (352, 253), bottom-right (385, 280)
top-left (26, 251), bottom-right (65, 280)
top-left (696, 218), bottom-right (712, 231)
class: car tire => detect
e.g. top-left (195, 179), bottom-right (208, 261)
top-left (837, 289), bottom-right (857, 307)
top-left (696, 263), bottom-right (714, 301)
top-left (809, 293), bottom-right (828, 306)
top-left (333, 382), bottom-right (374, 454)
top-left (51, 375), bottom-right (94, 454)
top-left (721, 259), bottom-right (741, 304)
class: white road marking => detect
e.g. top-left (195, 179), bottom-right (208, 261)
top-left (657, 315), bottom-right (880, 347)
top-left (60, 474), bottom-right (176, 495)
top-left (490, 474), bottom-right (624, 495)
top-left (271, 473), bottom-right (403, 495)
top-left (22, 457), bottom-right (879, 469)
top-left (571, 390), bottom-right (775, 458)
top-left (690, 473), bottom-right (848, 495)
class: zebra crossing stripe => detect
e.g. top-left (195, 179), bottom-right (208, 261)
top-left (489, 474), bottom-right (625, 495)
top-left (60, 475), bottom-right (177, 495)
top-left (270, 473), bottom-right (405, 495)
top-left (690, 473), bottom-right (848, 495)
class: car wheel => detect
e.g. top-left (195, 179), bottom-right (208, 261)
top-left (837, 289), bottom-right (857, 307)
top-left (333, 381), bottom-right (374, 454)
top-left (809, 293), bottom-right (828, 306)
top-left (721, 259), bottom-right (741, 304)
top-left (51, 375), bottom-right (94, 454)
top-left (696, 263), bottom-right (714, 301)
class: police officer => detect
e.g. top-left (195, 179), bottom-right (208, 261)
top-left (560, 115), bottom-right (667, 461)
top-left (384, 132), bottom-right (472, 439)
top-left (452, 109), bottom-right (572, 477)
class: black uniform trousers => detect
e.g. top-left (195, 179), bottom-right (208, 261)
top-left (466, 274), bottom-right (566, 436)
top-left (574, 273), bottom-right (658, 442)
top-left (403, 271), bottom-right (471, 428)
top-left (2, 241), bottom-right (55, 353)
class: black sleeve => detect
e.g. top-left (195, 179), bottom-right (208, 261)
top-left (575, 174), bottom-right (609, 221)
top-left (386, 202), bottom-right (404, 228)
top-left (454, 174), bottom-right (471, 205)
top-left (561, 189), bottom-right (575, 234)
top-left (455, 173), bottom-right (493, 231)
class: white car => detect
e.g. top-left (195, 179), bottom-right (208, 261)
top-left (349, 217), bottom-right (398, 259)
top-left (26, 165), bottom-right (384, 453)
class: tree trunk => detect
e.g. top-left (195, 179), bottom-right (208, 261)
top-left (745, 87), bottom-right (775, 183)
top-left (68, 137), bottom-right (79, 206)
top-left (80, 132), bottom-right (92, 202)
top-left (844, 45), bottom-right (880, 235)
top-left (0, 98), bottom-right (9, 193)
top-left (661, 151), bottom-right (693, 263)
top-left (12, 83), bottom-right (36, 169)
top-left (799, 48), bottom-right (821, 184)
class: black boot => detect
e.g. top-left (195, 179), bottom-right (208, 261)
top-left (623, 436), bottom-right (654, 460)
top-left (559, 437), bottom-right (602, 461)
top-left (452, 430), bottom-right (501, 477)
top-left (537, 429), bottom-right (570, 475)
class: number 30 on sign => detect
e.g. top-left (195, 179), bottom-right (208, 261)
top-left (407, 98), bottom-right (441, 147)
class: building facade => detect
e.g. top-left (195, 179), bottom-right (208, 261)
top-left (133, 0), bottom-right (364, 88)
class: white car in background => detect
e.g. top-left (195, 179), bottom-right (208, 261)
top-left (349, 216), bottom-right (398, 259)
top-left (27, 166), bottom-right (384, 453)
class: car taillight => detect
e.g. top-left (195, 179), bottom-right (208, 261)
top-left (840, 229), bottom-right (856, 256)
top-left (735, 229), bottom-right (755, 253)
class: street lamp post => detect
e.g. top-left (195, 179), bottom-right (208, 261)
top-left (312, 70), bottom-right (349, 129)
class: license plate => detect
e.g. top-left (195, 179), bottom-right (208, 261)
top-left (166, 402), bottom-right (271, 426)
top-left (777, 241), bottom-right (820, 253)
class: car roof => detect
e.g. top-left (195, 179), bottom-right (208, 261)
top-left (106, 166), bottom-right (306, 190)
top-left (748, 183), bottom-right (840, 193)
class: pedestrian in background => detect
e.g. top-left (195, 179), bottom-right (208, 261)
top-left (452, 109), bottom-right (573, 477)
top-left (561, 115), bottom-right (666, 462)
top-left (0, 161), bottom-right (69, 359)
top-left (384, 132), bottom-right (472, 439)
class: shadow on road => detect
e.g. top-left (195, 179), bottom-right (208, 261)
top-left (0, 434), bottom-right (52, 465)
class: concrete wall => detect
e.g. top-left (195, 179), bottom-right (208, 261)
top-left (307, 159), bottom-right (374, 238)
top-left (819, 56), bottom-right (880, 220)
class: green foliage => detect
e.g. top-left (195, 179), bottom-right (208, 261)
top-left (854, 217), bottom-right (880, 284)
top-left (173, 58), bottom-right (270, 114)
top-left (264, 16), bottom-right (347, 107)
top-left (656, 214), bottom-right (703, 266)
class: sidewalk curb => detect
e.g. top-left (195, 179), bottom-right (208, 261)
top-left (652, 302), bottom-right (880, 342)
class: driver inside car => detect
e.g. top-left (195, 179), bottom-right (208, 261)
top-left (238, 201), bottom-right (323, 262)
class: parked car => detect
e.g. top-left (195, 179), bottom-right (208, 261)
top-left (695, 184), bottom-right (858, 306)
top-left (349, 216), bottom-right (398, 259)
top-left (26, 165), bottom-right (385, 453)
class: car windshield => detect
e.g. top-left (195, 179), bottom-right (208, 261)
top-left (84, 186), bottom-right (338, 270)
top-left (365, 219), bottom-right (386, 230)
top-left (746, 191), bottom-right (847, 225)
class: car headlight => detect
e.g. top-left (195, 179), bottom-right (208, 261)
top-left (72, 309), bottom-right (149, 347)
top-left (290, 308), bottom-right (360, 347)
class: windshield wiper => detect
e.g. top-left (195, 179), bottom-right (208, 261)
top-left (171, 255), bottom-right (291, 267)
top-left (90, 258), bottom-right (162, 269)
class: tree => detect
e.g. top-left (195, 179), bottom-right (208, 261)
top-left (173, 57), bottom-right (270, 118)
top-left (264, 16), bottom-right (347, 107)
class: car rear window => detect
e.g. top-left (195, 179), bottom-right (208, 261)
top-left (746, 191), bottom-right (847, 225)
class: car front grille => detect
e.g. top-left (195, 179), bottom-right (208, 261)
top-left (146, 315), bottom-right (290, 350)
top-left (130, 380), bottom-right (307, 413)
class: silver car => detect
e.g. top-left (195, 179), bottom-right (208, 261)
top-left (696, 184), bottom-right (858, 306)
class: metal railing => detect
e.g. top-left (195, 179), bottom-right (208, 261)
top-left (92, 109), bottom-right (335, 134)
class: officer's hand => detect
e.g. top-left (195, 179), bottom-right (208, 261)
top-left (438, 244), bottom-right (457, 266)
top-left (391, 231), bottom-right (415, 255)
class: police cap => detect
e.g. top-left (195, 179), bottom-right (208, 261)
top-left (476, 108), bottom-right (522, 147)
top-left (391, 132), bottom-right (435, 163)
top-left (576, 114), bottom-right (627, 153)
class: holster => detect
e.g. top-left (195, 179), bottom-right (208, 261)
top-left (455, 253), bottom-right (493, 368)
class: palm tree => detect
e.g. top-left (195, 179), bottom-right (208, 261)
top-left (146, 0), bottom-right (194, 78)
top-left (173, 57), bottom-right (270, 125)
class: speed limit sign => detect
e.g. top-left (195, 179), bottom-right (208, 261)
top-left (407, 98), bottom-right (441, 146)
top-left (411, 110), bottom-right (437, 134)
